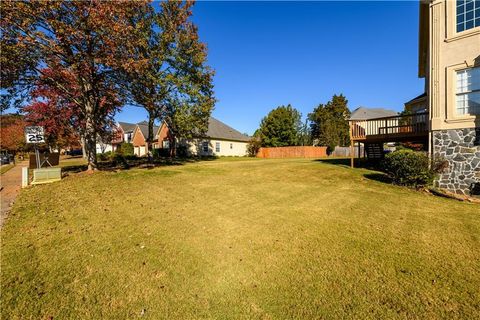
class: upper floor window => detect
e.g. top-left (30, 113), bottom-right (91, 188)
top-left (456, 0), bottom-right (480, 33)
top-left (456, 66), bottom-right (480, 115)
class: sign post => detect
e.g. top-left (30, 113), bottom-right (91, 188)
top-left (25, 126), bottom-right (45, 169)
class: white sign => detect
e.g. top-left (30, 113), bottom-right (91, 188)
top-left (25, 126), bottom-right (45, 144)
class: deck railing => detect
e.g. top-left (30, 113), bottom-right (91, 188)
top-left (349, 112), bottom-right (428, 140)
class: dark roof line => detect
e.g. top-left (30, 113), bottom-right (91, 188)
top-left (204, 117), bottom-right (250, 142)
top-left (349, 107), bottom-right (398, 120)
top-left (404, 92), bottom-right (427, 105)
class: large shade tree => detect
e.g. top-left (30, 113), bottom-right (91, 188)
top-left (257, 105), bottom-right (302, 147)
top-left (125, 0), bottom-right (215, 155)
top-left (308, 94), bottom-right (351, 153)
top-left (1, 0), bottom-right (149, 170)
top-left (21, 69), bottom-right (118, 152)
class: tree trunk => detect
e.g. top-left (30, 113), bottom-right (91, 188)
top-left (84, 101), bottom-right (97, 171)
top-left (170, 136), bottom-right (176, 157)
top-left (147, 109), bottom-right (155, 161)
top-left (80, 135), bottom-right (87, 159)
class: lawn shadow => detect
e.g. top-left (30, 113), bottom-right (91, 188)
top-left (62, 164), bottom-right (88, 174)
top-left (314, 158), bottom-right (351, 167)
top-left (315, 157), bottom-right (393, 185)
top-left (61, 156), bottom-right (222, 174)
top-left (363, 172), bottom-right (393, 184)
top-left (315, 157), bottom-right (382, 170)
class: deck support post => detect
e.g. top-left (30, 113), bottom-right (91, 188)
top-left (350, 139), bottom-right (354, 168)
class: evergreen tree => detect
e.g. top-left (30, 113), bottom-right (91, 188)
top-left (308, 94), bottom-right (351, 153)
top-left (257, 105), bottom-right (302, 147)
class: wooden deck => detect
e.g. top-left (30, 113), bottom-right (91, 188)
top-left (348, 112), bottom-right (429, 167)
top-left (349, 112), bottom-right (429, 143)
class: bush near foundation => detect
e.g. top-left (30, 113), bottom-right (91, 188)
top-left (117, 143), bottom-right (134, 156)
top-left (382, 150), bottom-right (445, 188)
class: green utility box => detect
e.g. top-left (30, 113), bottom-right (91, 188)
top-left (31, 167), bottom-right (62, 185)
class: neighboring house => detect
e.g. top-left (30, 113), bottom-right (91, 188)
top-left (132, 122), bottom-right (160, 157)
top-left (349, 107), bottom-right (399, 158)
top-left (177, 117), bottom-right (250, 157)
top-left (349, 107), bottom-right (399, 140)
top-left (96, 138), bottom-right (114, 154)
top-left (131, 117), bottom-right (250, 157)
top-left (404, 93), bottom-right (428, 114)
top-left (95, 121), bottom-right (137, 154)
top-left (117, 122), bottom-right (137, 144)
top-left (350, 107), bottom-right (398, 120)
top-left (349, 0), bottom-right (480, 195)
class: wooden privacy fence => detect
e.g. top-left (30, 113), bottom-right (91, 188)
top-left (257, 146), bottom-right (328, 159)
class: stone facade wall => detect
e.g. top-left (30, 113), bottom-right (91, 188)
top-left (433, 128), bottom-right (480, 195)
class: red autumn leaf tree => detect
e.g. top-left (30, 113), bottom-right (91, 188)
top-left (0, 114), bottom-right (26, 154)
top-left (22, 68), bottom-right (120, 154)
top-left (1, 0), bottom-right (149, 170)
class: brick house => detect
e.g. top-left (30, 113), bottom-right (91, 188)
top-left (132, 117), bottom-right (250, 157)
top-left (132, 122), bottom-right (160, 157)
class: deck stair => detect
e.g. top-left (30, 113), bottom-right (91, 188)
top-left (365, 143), bottom-right (383, 159)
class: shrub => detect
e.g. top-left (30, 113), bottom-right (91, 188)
top-left (152, 148), bottom-right (170, 158)
top-left (112, 153), bottom-right (130, 169)
top-left (97, 151), bottom-right (112, 162)
top-left (246, 138), bottom-right (261, 157)
top-left (176, 144), bottom-right (189, 158)
top-left (117, 143), bottom-right (134, 156)
top-left (382, 150), bottom-right (445, 188)
top-left (124, 154), bottom-right (139, 161)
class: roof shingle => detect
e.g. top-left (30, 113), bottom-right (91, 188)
top-left (349, 107), bottom-right (398, 120)
top-left (118, 122), bottom-right (137, 133)
top-left (204, 117), bottom-right (250, 142)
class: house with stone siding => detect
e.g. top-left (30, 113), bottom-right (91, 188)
top-left (349, 0), bottom-right (479, 195)
top-left (418, 0), bottom-right (479, 195)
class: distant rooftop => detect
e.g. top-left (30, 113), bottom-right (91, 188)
top-left (137, 123), bottom-right (160, 141)
top-left (350, 107), bottom-right (398, 120)
top-left (205, 117), bottom-right (250, 142)
top-left (404, 92), bottom-right (427, 106)
top-left (117, 122), bottom-right (137, 133)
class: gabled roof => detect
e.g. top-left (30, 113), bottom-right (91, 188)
top-left (404, 92), bottom-right (427, 106)
top-left (350, 107), bottom-right (398, 120)
top-left (205, 117), bottom-right (250, 142)
top-left (136, 123), bottom-right (160, 142)
top-left (118, 122), bottom-right (137, 133)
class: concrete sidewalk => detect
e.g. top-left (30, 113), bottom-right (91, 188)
top-left (1, 161), bottom-right (28, 227)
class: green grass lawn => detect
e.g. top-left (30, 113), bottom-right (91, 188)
top-left (57, 156), bottom-right (88, 168)
top-left (1, 158), bottom-right (479, 319)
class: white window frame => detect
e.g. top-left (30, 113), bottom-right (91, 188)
top-left (456, 0), bottom-right (480, 33)
top-left (215, 142), bottom-right (220, 153)
top-left (456, 66), bottom-right (480, 115)
top-left (163, 140), bottom-right (170, 149)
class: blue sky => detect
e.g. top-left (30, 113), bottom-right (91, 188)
top-left (119, 1), bottom-right (425, 135)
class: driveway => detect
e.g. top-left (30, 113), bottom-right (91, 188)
top-left (1, 162), bottom-right (28, 227)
